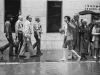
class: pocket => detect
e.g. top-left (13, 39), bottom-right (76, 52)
top-left (67, 35), bottom-right (72, 41)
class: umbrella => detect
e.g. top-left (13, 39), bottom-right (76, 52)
top-left (79, 10), bottom-right (96, 15)
top-left (95, 20), bottom-right (100, 23)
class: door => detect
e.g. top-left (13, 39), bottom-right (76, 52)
top-left (4, 0), bottom-right (21, 32)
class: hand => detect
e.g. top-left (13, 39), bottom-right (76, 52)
top-left (41, 32), bottom-right (43, 34)
top-left (7, 36), bottom-right (9, 39)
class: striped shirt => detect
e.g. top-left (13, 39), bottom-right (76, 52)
top-left (15, 20), bottom-right (23, 36)
top-left (33, 22), bottom-right (42, 36)
top-left (23, 20), bottom-right (32, 37)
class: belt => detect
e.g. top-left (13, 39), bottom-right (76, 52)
top-left (18, 31), bottom-right (23, 33)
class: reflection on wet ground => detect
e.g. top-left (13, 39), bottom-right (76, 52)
top-left (0, 50), bottom-right (100, 75)
top-left (0, 50), bottom-right (100, 62)
top-left (0, 62), bottom-right (100, 75)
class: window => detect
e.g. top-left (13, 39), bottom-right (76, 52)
top-left (47, 1), bottom-right (62, 33)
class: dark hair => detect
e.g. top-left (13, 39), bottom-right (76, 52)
top-left (64, 16), bottom-right (70, 22)
top-left (26, 15), bottom-right (30, 20)
top-left (35, 16), bottom-right (40, 21)
top-left (7, 15), bottom-right (13, 20)
top-left (81, 19), bottom-right (83, 22)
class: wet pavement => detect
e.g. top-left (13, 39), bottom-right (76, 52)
top-left (0, 50), bottom-right (100, 75)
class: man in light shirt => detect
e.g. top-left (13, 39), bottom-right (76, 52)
top-left (15, 15), bottom-right (23, 55)
top-left (19, 15), bottom-right (34, 57)
top-left (33, 17), bottom-right (43, 55)
top-left (59, 16), bottom-right (81, 62)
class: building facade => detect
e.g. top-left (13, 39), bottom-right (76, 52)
top-left (0, 0), bottom-right (100, 50)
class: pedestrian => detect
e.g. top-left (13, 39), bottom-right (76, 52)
top-left (88, 19), bottom-right (97, 56)
top-left (19, 15), bottom-right (35, 57)
top-left (4, 15), bottom-right (15, 56)
top-left (15, 15), bottom-right (23, 55)
top-left (71, 14), bottom-right (80, 52)
top-left (32, 17), bottom-right (43, 55)
top-left (59, 16), bottom-right (81, 61)
top-left (92, 20), bottom-right (100, 60)
top-left (79, 19), bottom-right (89, 59)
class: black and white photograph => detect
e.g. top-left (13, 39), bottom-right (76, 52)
top-left (0, 0), bottom-right (100, 75)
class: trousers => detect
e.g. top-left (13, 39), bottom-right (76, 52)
top-left (15, 31), bottom-right (23, 54)
top-left (19, 35), bottom-right (34, 56)
top-left (33, 35), bottom-right (41, 54)
top-left (6, 35), bottom-right (14, 55)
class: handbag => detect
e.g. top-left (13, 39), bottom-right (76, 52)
top-left (66, 35), bottom-right (73, 41)
top-left (14, 38), bottom-right (19, 47)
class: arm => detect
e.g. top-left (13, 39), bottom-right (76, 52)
top-left (15, 22), bottom-right (18, 38)
top-left (92, 26), bottom-right (100, 35)
top-left (64, 25), bottom-right (67, 36)
top-left (40, 25), bottom-right (43, 34)
top-left (5, 22), bottom-right (10, 38)
top-left (92, 33), bottom-right (100, 35)
top-left (69, 23), bottom-right (76, 29)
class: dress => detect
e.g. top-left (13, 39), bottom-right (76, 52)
top-left (92, 26), bottom-right (100, 49)
top-left (80, 25), bottom-right (89, 53)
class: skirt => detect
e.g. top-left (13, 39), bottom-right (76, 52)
top-left (62, 36), bottom-right (67, 48)
top-left (93, 40), bottom-right (100, 49)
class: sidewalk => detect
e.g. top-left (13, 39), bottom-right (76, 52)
top-left (0, 33), bottom-right (64, 50)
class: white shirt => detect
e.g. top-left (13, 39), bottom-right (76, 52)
top-left (23, 20), bottom-right (32, 37)
top-left (15, 20), bottom-right (23, 36)
top-left (92, 26), bottom-right (100, 41)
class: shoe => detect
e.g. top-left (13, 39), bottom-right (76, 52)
top-left (9, 54), bottom-right (16, 56)
top-left (37, 52), bottom-right (43, 55)
top-left (19, 55), bottom-right (26, 57)
top-left (0, 50), bottom-right (4, 54)
top-left (93, 56), bottom-right (96, 59)
top-left (85, 53), bottom-right (89, 55)
top-left (67, 55), bottom-right (72, 60)
top-left (30, 55), bottom-right (38, 57)
top-left (77, 56), bottom-right (81, 62)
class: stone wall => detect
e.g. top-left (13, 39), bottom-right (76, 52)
top-left (0, 0), bottom-right (100, 50)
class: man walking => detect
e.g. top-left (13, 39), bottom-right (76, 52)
top-left (5, 15), bottom-right (15, 56)
top-left (33, 17), bottom-right (43, 55)
top-left (59, 16), bottom-right (81, 62)
top-left (71, 14), bottom-right (80, 51)
top-left (19, 15), bottom-right (34, 57)
top-left (15, 15), bottom-right (23, 55)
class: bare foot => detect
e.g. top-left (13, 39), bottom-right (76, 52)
top-left (59, 58), bottom-right (66, 61)
top-left (77, 56), bottom-right (81, 62)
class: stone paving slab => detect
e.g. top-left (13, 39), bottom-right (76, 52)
top-left (0, 50), bottom-right (99, 75)
top-left (0, 62), bottom-right (100, 75)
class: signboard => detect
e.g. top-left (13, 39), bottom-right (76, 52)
top-left (85, 5), bottom-right (100, 11)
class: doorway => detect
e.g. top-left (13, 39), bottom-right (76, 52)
top-left (47, 1), bottom-right (62, 33)
top-left (4, 0), bottom-right (21, 32)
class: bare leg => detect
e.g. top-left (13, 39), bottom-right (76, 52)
top-left (59, 48), bottom-right (68, 61)
top-left (71, 50), bottom-right (81, 62)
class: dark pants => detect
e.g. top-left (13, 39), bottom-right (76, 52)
top-left (6, 36), bottom-right (14, 55)
top-left (15, 31), bottom-right (23, 54)
top-left (0, 43), bottom-right (9, 51)
top-left (19, 35), bottom-right (34, 56)
top-left (33, 35), bottom-right (41, 54)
